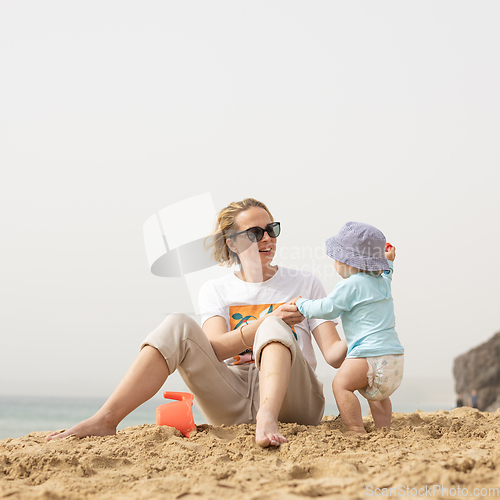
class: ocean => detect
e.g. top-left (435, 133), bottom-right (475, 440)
top-left (0, 396), bottom-right (206, 441)
top-left (0, 396), bottom-right (453, 441)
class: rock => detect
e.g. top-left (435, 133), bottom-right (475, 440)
top-left (485, 394), bottom-right (500, 413)
top-left (453, 331), bottom-right (500, 411)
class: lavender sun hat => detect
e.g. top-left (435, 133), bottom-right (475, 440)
top-left (326, 222), bottom-right (390, 272)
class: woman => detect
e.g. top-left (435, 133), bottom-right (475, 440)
top-left (46, 198), bottom-right (346, 447)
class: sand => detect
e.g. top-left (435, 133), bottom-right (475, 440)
top-left (1, 407), bottom-right (500, 500)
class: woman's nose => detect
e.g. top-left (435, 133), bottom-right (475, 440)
top-left (261, 230), bottom-right (272, 242)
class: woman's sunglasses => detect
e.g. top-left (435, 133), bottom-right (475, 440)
top-left (231, 222), bottom-right (281, 242)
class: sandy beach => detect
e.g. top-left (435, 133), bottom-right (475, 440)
top-left (1, 406), bottom-right (500, 499)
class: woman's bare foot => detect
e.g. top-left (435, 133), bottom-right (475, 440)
top-left (255, 410), bottom-right (287, 448)
top-left (45, 414), bottom-right (117, 441)
top-left (344, 425), bottom-right (367, 436)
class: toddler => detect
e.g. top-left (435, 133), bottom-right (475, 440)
top-left (296, 221), bottom-right (404, 435)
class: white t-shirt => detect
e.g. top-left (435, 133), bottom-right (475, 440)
top-left (198, 267), bottom-right (337, 371)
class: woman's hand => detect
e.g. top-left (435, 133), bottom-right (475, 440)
top-left (271, 296), bottom-right (304, 327)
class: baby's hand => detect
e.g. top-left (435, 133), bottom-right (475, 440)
top-left (385, 243), bottom-right (396, 261)
top-left (289, 296), bottom-right (301, 305)
top-left (272, 298), bottom-right (304, 327)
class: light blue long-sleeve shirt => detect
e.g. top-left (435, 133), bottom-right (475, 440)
top-left (296, 261), bottom-right (404, 358)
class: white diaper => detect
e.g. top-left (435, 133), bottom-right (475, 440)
top-left (358, 354), bottom-right (404, 402)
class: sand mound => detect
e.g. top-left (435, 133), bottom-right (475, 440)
top-left (2, 407), bottom-right (500, 499)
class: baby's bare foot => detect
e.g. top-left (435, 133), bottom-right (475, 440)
top-left (255, 410), bottom-right (286, 448)
top-left (45, 415), bottom-right (116, 441)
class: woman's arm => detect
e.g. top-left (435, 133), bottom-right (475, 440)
top-left (312, 321), bottom-right (347, 369)
top-left (202, 300), bottom-right (304, 362)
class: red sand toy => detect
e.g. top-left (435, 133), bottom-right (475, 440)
top-left (156, 391), bottom-right (196, 438)
top-left (385, 243), bottom-right (393, 251)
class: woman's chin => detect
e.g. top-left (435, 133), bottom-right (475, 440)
top-left (259, 252), bottom-right (275, 263)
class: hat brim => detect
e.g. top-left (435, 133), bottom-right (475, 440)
top-left (326, 238), bottom-right (390, 272)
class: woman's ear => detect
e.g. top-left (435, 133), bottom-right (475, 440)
top-left (226, 237), bottom-right (238, 255)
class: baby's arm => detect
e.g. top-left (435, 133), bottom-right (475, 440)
top-left (296, 286), bottom-right (348, 320)
top-left (314, 331), bottom-right (347, 368)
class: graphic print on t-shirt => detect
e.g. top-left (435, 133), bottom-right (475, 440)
top-left (229, 303), bottom-right (297, 364)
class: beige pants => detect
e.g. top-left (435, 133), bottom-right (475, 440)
top-left (141, 313), bottom-right (325, 426)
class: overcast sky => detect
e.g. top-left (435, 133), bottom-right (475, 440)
top-left (1, 1), bottom-right (499, 413)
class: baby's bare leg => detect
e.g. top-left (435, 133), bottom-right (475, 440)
top-left (368, 398), bottom-right (392, 429)
top-left (332, 358), bottom-right (369, 435)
